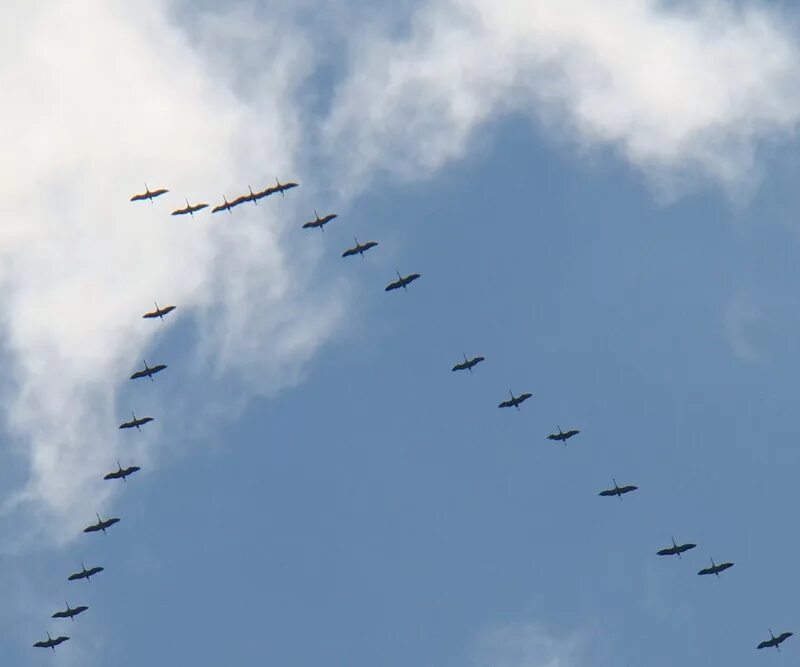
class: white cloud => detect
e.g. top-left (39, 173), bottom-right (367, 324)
top-left (323, 0), bottom-right (800, 197)
top-left (474, 622), bottom-right (585, 667)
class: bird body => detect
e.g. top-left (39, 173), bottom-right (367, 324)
top-left (302, 210), bottom-right (337, 231)
top-left (130, 360), bottom-right (167, 381)
top-left (385, 272), bottom-right (421, 292)
top-left (452, 354), bottom-right (485, 373)
top-left (52, 602), bottom-right (88, 621)
top-left (130, 184), bottom-right (168, 203)
top-left (342, 239), bottom-right (378, 258)
top-left (498, 391), bottom-right (533, 410)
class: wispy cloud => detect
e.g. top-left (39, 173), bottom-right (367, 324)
top-left (473, 621), bottom-right (585, 667)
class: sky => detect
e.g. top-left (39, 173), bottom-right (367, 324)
top-left (3, 0), bottom-right (800, 665)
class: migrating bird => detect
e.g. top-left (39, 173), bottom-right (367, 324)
top-left (142, 301), bottom-right (176, 321)
top-left (33, 633), bottom-right (69, 652)
top-left (657, 537), bottom-right (697, 558)
top-left (248, 178), bottom-right (299, 202)
top-left (452, 354), bottom-right (485, 374)
top-left (697, 557), bottom-right (734, 577)
top-left (129, 183), bottom-right (168, 203)
top-left (598, 478), bottom-right (638, 500)
top-left (546, 426), bottom-right (580, 445)
top-left (498, 390), bottom-right (533, 410)
top-left (130, 360), bottom-right (167, 381)
top-left (103, 461), bottom-right (141, 482)
top-left (385, 271), bottom-right (421, 292)
top-left (757, 630), bottom-right (793, 651)
top-left (269, 177), bottom-right (299, 197)
top-left (68, 562), bottom-right (104, 582)
top-left (51, 602), bottom-right (88, 622)
top-left (171, 197), bottom-right (209, 217)
top-left (302, 209), bottom-right (337, 231)
top-left (211, 195), bottom-right (246, 214)
top-left (118, 411), bottom-right (153, 431)
top-left (342, 238), bottom-right (378, 258)
top-left (83, 513), bottom-right (120, 535)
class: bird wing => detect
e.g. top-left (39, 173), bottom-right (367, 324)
top-left (452, 362), bottom-right (468, 371)
top-left (678, 543), bottom-right (696, 552)
top-left (517, 393), bottom-right (532, 402)
top-left (171, 206), bottom-right (189, 216)
top-left (385, 281), bottom-right (401, 292)
top-left (776, 632), bottom-right (793, 643)
top-left (87, 567), bottom-right (103, 576)
top-left (52, 610), bottom-right (68, 618)
top-left (362, 241), bottom-right (378, 251)
top-left (697, 567), bottom-right (713, 576)
top-left (301, 221), bottom-right (317, 229)
top-left (407, 273), bottom-right (421, 283)
top-left (211, 203), bottom-right (228, 213)
top-left (342, 247), bottom-right (359, 257)
top-left (138, 417), bottom-right (154, 425)
top-left (68, 572), bottom-right (83, 580)
top-left (73, 606), bottom-right (88, 614)
top-left (129, 192), bottom-right (147, 202)
top-left (130, 369), bottom-right (148, 379)
top-left (83, 524), bottom-right (101, 533)
top-left (280, 182), bottom-right (299, 191)
top-left (118, 421), bottom-right (134, 429)
top-left (717, 562), bottom-right (734, 572)
top-left (598, 489), bottom-right (616, 496)
top-left (546, 434), bottom-right (559, 440)
top-left (150, 364), bottom-right (167, 373)
top-left (619, 485), bottom-right (638, 494)
top-left (151, 188), bottom-right (168, 197)
top-left (498, 400), bottom-right (513, 408)
top-left (33, 640), bottom-right (51, 648)
top-left (757, 640), bottom-right (771, 649)
top-left (657, 547), bottom-right (676, 556)
top-left (105, 518), bottom-right (120, 527)
top-left (125, 466), bottom-right (141, 475)
top-left (564, 430), bottom-right (579, 438)
top-left (53, 637), bottom-right (69, 645)
top-left (103, 470), bottom-right (121, 480)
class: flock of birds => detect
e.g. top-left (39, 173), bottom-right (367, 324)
top-left (30, 178), bottom-right (793, 658)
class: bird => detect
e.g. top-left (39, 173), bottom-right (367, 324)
top-left (51, 602), bottom-right (88, 621)
top-left (33, 633), bottom-right (69, 651)
top-left (118, 411), bottom-right (154, 431)
top-left (757, 630), bottom-right (793, 651)
top-left (385, 271), bottom-right (421, 292)
top-left (211, 195), bottom-right (241, 214)
top-left (342, 238), bottom-right (379, 258)
top-left (498, 390), bottom-right (533, 410)
top-left (171, 197), bottom-right (209, 216)
top-left (657, 537), bottom-right (696, 558)
top-left (68, 562), bottom-right (104, 582)
top-left (130, 360), bottom-right (167, 381)
top-left (142, 301), bottom-right (176, 321)
top-left (546, 426), bottom-right (580, 445)
top-left (301, 209), bottom-right (337, 231)
top-left (451, 354), bottom-right (485, 374)
top-left (697, 557), bottom-right (734, 577)
top-left (129, 183), bottom-right (168, 203)
top-left (103, 461), bottom-right (141, 482)
top-left (598, 478), bottom-right (638, 500)
top-left (83, 513), bottom-right (120, 535)
top-left (249, 178), bottom-right (299, 201)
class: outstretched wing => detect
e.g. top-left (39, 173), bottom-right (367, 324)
top-left (129, 192), bottom-right (148, 202)
top-left (279, 182), bottom-right (299, 192)
top-left (130, 369), bottom-right (149, 380)
top-left (67, 572), bottom-right (83, 581)
top-left (563, 430), bottom-right (580, 438)
top-left (211, 202), bottom-right (230, 213)
top-left (51, 610), bottom-right (69, 618)
top-left (150, 188), bottom-right (168, 198)
top-left (517, 393), bottom-right (532, 403)
top-left (619, 485), bottom-right (638, 494)
top-left (103, 469), bottom-right (122, 480)
top-left (83, 524), bottom-right (102, 533)
top-left (776, 632), bottom-right (793, 644)
top-left (405, 273), bottom-right (421, 284)
top-left (33, 640), bottom-right (52, 648)
top-left (716, 562), bottom-right (734, 573)
top-left (757, 640), bottom-right (772, 649)
top-left (678, 543), bottom-right (696, 553)
top-left (498, 399), bottom-right (514, 408)
top-left (697, 566), bottom-right (714, 576)
top-left (598, 489), bottom-right (617, 496)
top-left (118, 421), bottom-right (135, 430)
top-left (189, 203), bottom-right (208, 213)
top-left (124, 465), bottom-right (141, 476)
top-left (301, 220), bottom-right (318, 229)
top-left (657, 547), bottom-right (676, 556)
top-left (171, 206), bottom-right (189, 216)
top-left (138, 417), bottom-right (154, 426)
top-left (385, 280), bottom-right (401, 292)
top-left (86, 566), bottom-right (104, 576)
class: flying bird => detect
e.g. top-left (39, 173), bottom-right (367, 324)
top-left (249, 178), bottom-right (299, 201)
top-left (130, 183), bottom-right (168, 203)
top-left (342, 238), bottom-right (378, 258)
top-left (118, 411), bottom-right (153, 431)
top-left (103, 461), bottom-right (141, 482)
top-left (697, 557), bottom-right (734, 577)
top-left (498, 390), bottom-right (533, 410)
top-left (385, 271), bottom-right (421, 292)
top-left (51, 602), bottom-right (88, 621)
top-left (657, 537), bottom-right (697, 558)
top-left (83, 513), bottom-right (120, 535)
top-left (33, 633), bottom-right (69, 651)
top-left (452, 354), bottom-right (485, 374)
top-left (270, 178), bottom-right (299, 197)
top-left (302, 209), bottom-right (337, 231)
top-left (68, 562), bottom-right (104, 582)
top-left (130, 360), bottom-right (167, 381)
top-left (757, 630), bottom-right (793, 651)
top-left (598, 478), bottom-right (638, 500)
top-left (211, 195), bottom-right (242, 214)
top-left (546, 426), bottom-right (580, 445)
top-left (142, 301), bottom-right (176, 321)
top-left (171, 197), bottom-right (208, 216)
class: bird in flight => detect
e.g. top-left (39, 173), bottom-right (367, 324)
top-left (142, 301), bottom-right (176, 321)
top-left (385, 271), bottom-right (421, 292)
top-left (33, 633), bottom-right (69, 651)
top-left (171, 197), bottom-right (208, 216)
top-left (103, 461), bottom-right (141, 482)
top-left (118, 411), bottom-right (154, 431)
top-left (68, 562), bottom-right (104, 582)
top-left (51, 602), bottom-right (88, 622)
top-left (129, 183), bottom-right (168, 203)
top-left (83, 513), bottom-right (120, 535)
top-left (656, 537), bottom-right (696, 558)
top-left (697, 557), bottom-right (734, 577)
top-left (598, 478), bottom-right (638, 500)
top-left (546, 426), bottom-right (580, 445)
top-left (130, 360), bottom-right (167, 381)
top-left (342, 238), bottom-right (378, 259)
top-left (498, 390), bottom-right (533, 410)
top-left (452, 354), bottom-right (485, 374)
top-left (302, 209), bottom-right (338, 231)
top-left (757, 630), bottom-right (793, 651)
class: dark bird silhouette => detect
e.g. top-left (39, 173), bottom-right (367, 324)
top-left (171, 197), bottom-right (208, 216)
top-left (142, 301), bottom-right (176, 321)
top-left (385, 271), bottom-right (421, 292)
top-left (452, 354), bottom-right (485, 374)
top-left (270, 178), bottom-right (299, 197)
top-left (83, 513), bottom-right (120, 535)
top-left (68, 562), bottom-right (104, 582)
top-left (546, 426), bottom-right (580, 445)
top-left (130, 183), bottom-right (168, 203)
top-left (118, 411), bottom-right (153, 431)
top-left (598, 478), bottom-right (638, 500)
top-left (302, 209), bottom-right (337, 231)
top-left (498, 390), bottom-right (533, 410)
top-left (657, 537), bottom-right (696, 558)
top-left (33, 633), bottom-right (69, 651)
top-left (249, 178), bottom-right (299, 201)
top-left (130, 360), bottom-right (167, 381)
top-left (211, 195), bottom-right (242, 214)
top-left (697, 557), bottom-right (734, 577)
top-left (757, 630), bottom-right (793, 651)
top-left (51, 602), bottom-right (88, 621)
top-left (342, 238), bottom-right (378, 258)
top-left (103, 461), bottom-right (141, 482)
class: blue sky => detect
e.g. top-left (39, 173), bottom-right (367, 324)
top-left (4, 1), bottom-right (800, 666)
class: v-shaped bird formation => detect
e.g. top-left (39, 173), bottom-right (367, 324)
top-left (30, 175), bottom-right (791, 661)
